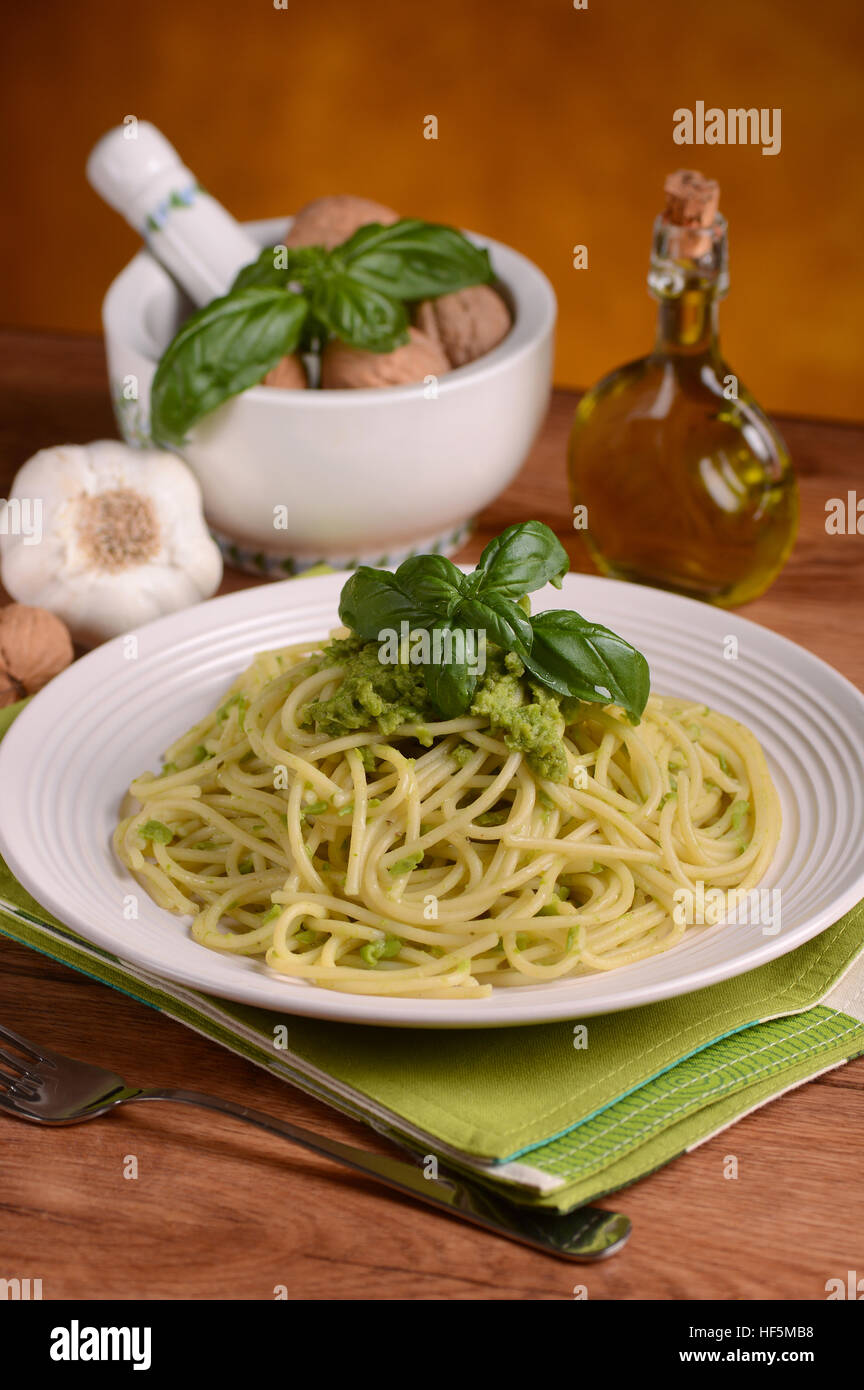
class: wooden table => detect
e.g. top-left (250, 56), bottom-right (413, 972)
top-left (1, 329), bottom-right (862, 1301)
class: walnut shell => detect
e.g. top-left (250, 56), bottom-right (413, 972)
top-left (320, 328), bottom-right (450, 389)
top-left (283, 196), bottom-right (399, 250)
top-left (263, 354), bottom-right (308, 390)
top-left (415, 285), bottom-right (512, 367)
top-left (0, 604), bottom-right (74, 701)
top-left (0, 668), bottom-right (22, 709)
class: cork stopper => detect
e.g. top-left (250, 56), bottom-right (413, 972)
top-left (662, 170), bottom-right (720, 258)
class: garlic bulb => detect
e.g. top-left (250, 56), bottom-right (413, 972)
top-left (0, 441), bottom-right (223, 643)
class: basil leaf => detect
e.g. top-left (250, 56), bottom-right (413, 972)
top-left (309, 273), bottom-right (408, 352)
top-left (336, 219), bottom-right (494, 300)
top-left (523, 610), bottom-right (650, 722)
top-left (231, 244), bottom-right (328, 293)
top-left (338, 568), bottom-right (431, 640)
top-left (421, 622), bottom-right (477, 718)
top-left (151, 288), bottom-right (308, 446)
top-left (469, 521), bottom-right (569, 600)
top-left (453, 593), bottom-right (533, 661)
top-left (394, 555), bottom-right (466, 616)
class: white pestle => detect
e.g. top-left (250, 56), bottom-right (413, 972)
top-left (86, 121), bottom-right (261, 306)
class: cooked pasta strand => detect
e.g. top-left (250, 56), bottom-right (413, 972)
top-left (113, 639), bottom-right (781, 1000)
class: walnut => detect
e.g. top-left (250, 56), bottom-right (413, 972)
top-left (415, 285), bottom-right (512, 367)
top-left (263, 354), bottom-right (308, 390)
top-left (0, 669), bottom-right (20, 708)
top-left (320, 328), bottom-right (450, 389)
top-left (283, 196), bottom-right (399, 250)
top-left (0, 604), bottom-right (74, 707)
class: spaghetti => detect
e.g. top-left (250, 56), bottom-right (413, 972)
top-left (114, 637), bottom-right (781, 1000)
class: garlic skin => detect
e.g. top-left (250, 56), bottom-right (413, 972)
top-left (0, 442), bottom-right (223, 644)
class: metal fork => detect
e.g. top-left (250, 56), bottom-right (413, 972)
top-left (0, 1021), bottom-right (629, 1262)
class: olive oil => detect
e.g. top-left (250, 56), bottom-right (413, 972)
top-left (568, 171), bottom-right (798, 606)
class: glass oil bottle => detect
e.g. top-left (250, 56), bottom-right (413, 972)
top-left (567, 170), bottom-right (798, 606)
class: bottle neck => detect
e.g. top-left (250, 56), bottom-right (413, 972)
top-left (648, 214), bottom-right (728, 357)
top-left (655, 291), bottom-right (719, 353)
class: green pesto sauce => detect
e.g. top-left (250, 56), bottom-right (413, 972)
top-left (300, 639), bottom-right (572, 783)
top-left (299, 636), bottom-right (429, 737)
top-left (470, 650), bottom-right (568, 782)
top-left (450, 742), bottom-right (475, 768)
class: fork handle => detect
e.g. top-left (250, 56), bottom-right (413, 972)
top-left (125, 1087), bottom-right (629, 1262)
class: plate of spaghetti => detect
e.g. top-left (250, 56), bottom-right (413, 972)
top-left (1, 522), bottom-right (862, 1026)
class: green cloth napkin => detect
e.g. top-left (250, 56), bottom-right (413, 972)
top-left (1, 698), bottom-right (863, 1211)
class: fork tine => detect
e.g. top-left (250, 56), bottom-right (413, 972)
top-left (0, 1072), bottom-right (41, 1100)
top-left (0, 1065), bottom-right (33, 1095)
top-left (0, 1022), bottom-right (48, 1063)
top-left (0, 1044), bottom-right (33, 1077)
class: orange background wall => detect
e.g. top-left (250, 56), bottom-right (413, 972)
top-left (1, 0), bottom-right (862, 419)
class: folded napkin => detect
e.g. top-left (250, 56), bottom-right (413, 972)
top-left (1, 699), bottom-right (863, 1211)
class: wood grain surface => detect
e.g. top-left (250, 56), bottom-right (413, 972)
top-left (0, 330), bottom-right (862, 1301)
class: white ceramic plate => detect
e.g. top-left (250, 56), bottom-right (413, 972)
top-left (1, 572), bottom-right (863, 1028)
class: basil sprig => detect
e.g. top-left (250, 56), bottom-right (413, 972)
top-left (150, 218), bottom-right (494, 446)
top-left (338, 521), bottom-right (650, 723)
top-left (422, 617), bottom-right (480, 716)
top-left (463, 519), bottom-right (569, 599)
top-left (151, 289), bottom-right (308, 448)
top-left (231, 244), bottom-right (329, 293)
top-left (335, 219), bottom-right (493, 300)
top-left (522, 610), bottom-right (650, 724)
top-left (308, 272), bottom-right (408, 352)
